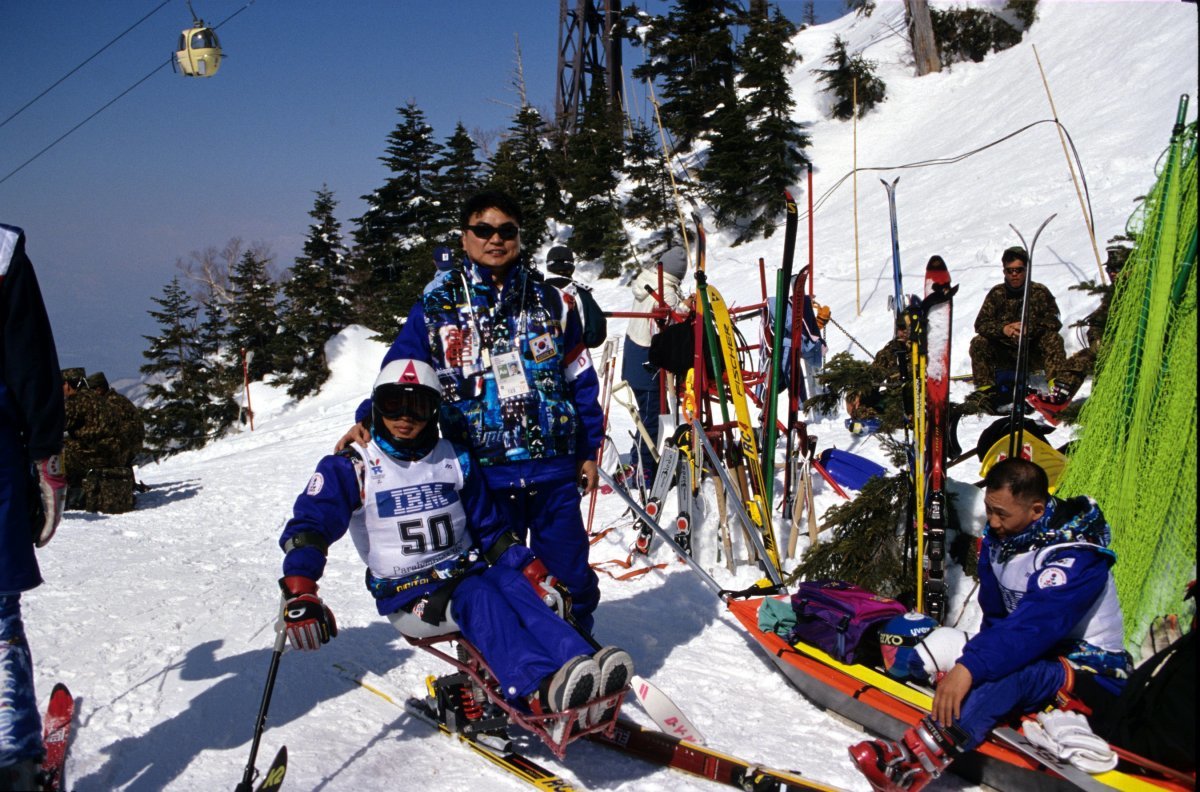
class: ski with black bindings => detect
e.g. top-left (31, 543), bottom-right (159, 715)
top-left (921, 258), bottom-right (958, 623)
top-left (707, 285), bottom-right (781, 573)
top-left (38, 682), bottom-right (74, 792)
top-left (881, 178), bottom-right (904, 322)
top-left (335, 662), bottom-right (579, 792)
top-left (638, 440), bottom-right (681, 553)
top-left (253, 746), bottom-right (287, 792)
top-left (589, 716), bottom-right (851, 792)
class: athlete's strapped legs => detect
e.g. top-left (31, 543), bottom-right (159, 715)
top-left (954, 658), bottom-right (1067, 749)
top-left (449, 568), bottom-right (594, 700)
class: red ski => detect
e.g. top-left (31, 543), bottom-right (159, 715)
top-left (39, 682), bottom-right (74, 792)
top-left (922, 257), bottom-right (957, 623)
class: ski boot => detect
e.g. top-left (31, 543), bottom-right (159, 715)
top-left (849, 717), bottom-right (965, 792)
top-left (586, 646), bottom-right (633, 727)
top-left (528, 655), bottom-right (599, 743)
top-left (1026, 380), bottom-right (1074, 424)
top-left (846, 416), bottom-right (882, 435)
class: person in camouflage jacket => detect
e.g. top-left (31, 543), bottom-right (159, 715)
top-left (62, 370), bottom-right (137, 513)
top-left (968, 247), bottom-right (1085, 409)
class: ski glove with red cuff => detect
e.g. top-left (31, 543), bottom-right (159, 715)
top-left (280, 576), bottom-right (337, 651)
top-left (522, 557), bottom-right (572, 619)
top-left (33, 456), bottom-right (66, 548)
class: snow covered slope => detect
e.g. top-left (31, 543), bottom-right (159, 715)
top-left (29, 3), bottom-right (1196, 790)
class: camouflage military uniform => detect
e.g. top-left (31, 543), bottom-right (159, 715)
top-left (1065, 290), bottom-right (1111, 377)
top-left (847, 336), bottom-right (910, 420)
top-left (968, 281), bottom-right (1084, 392)
top-left (63, 372), bottom-right (136, 513)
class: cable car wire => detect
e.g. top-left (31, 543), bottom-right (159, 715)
top-left (0, 0), bottom-right (260, 188)
top-left (0, 1), bottom-right (172, 131)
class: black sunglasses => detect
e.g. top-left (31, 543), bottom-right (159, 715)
top-left (1003, 266), bottom-right (1026, 274)
top-left (466, 222), bottom-right (520, 241)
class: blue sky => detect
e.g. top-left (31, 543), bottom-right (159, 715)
top-left (1, 0), bottom-right (843, 382)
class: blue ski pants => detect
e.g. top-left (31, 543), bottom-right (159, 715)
top-left (955, 658), bottom-right (1066, 749)
top-left (449, 566), bottom-right (594, 700)
top-left (0, 594), bottom-right (43, 767)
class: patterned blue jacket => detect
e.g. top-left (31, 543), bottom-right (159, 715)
top-left (382, 257), bottom-right (603, 483)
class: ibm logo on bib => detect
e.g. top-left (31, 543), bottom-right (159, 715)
top-left (376, 483), bottom-right (457, 517)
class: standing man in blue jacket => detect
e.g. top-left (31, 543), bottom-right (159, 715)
top-left (343, 191), bottom-right (605, 634)
top-left (850, 458), bottom-right (1130, 792)
top-left (0, 224), bottom-right (67, 789)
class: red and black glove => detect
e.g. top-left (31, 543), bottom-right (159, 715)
top-left (280, 576), bottom-right (337, 651)
top-left (521, 558), bottom-right (572, 619)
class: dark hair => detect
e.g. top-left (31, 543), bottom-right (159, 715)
top-left (1002, 246), bottom-right (1029, 265)
top-left (927, 255), bottom-right (946, 267)
top-left (984, 457), bottom-right (1049, 504)
top-left (460, 190), bottom-right (523, 228)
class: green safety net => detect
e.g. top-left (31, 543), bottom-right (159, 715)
top-left (1057, 98), bottom-right (1197, 658)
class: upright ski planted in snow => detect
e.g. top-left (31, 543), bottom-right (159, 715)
top-left (1006, 215), bottom-right (1057, 458)
top-left (921, 258), bottom-right (958, 622)
top-left (881, 178), bottom-right (904, 321)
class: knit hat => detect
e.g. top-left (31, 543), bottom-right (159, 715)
top-left (546, 245), bottom-right (575, 276)
top-left (659, 247), bottom-right (688, 279)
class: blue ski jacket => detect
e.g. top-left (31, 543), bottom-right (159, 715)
top-left (1, 224), bottom-right (64, 592)
top-left (378, 257), bottom-right (604, 484)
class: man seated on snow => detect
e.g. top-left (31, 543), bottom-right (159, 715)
top-left (277, 358), bottom-right (632, 737)
top-left (966, 247), bottom-right (1084, 414)
top-left (849, 457), bottom-right (1130, 792)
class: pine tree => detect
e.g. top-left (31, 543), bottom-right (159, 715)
top-left (718, 7), bottom-right (811, 243)
top-left (631, 0), bottom-right (743, 153)
top-left (225, 249), bottom-right (280, 382)
top-left (431, 122), bottom-right (484, 237)
top-left (195, 288), bottom-right (239, 439)
top-left (623, 117), bottom-right (682, 256)
top-left (816, 36), bottom-right (887, 120)
top-left (486, 105), bottom-right (559, 251)
top-left (564, 81), bottom-right (629, 277)
top-left (140, 277), bottom-right (207, 455)
top-left (698, 93), bottom-right (756, 234)
top-left (352, 101), bottom-right (445, 334)
top-left (276, 186), bottom-right (351, 399)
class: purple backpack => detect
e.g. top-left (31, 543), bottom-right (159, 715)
top-left (786, 580), bottom-right (908, 664)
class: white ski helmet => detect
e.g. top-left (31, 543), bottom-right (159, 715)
top-left (915, 627), bottom-right (970, 684)
top-left (372, 359), bottom-right (442, 425)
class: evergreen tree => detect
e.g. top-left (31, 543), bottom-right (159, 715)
top-left (623, 117), bottom-right (682, 256)
top-left (195, 288), bottom-right (239, 439)
top-left (727, 7), bottom-right (811, 242)
top-left (698, 93), bottom-right (756, 234)
top-left (631, 0), bottom-right (743, 153)
top-left (225, 249), bottom-right (280, 382)
top-left (486, 105), bottom-right (559, 251)
top-left (140, 277), bottom-right (207, 456)
top-left (816, 36), bottom-right (887, 120)
top-left (564, 81), bottom-right (629, 277)
top-left (352, 101), bottom-right (444, 334)
top-left (276, 186), bottom-right (351, 399)
top-left (431, 122), bottom-right (484, 238)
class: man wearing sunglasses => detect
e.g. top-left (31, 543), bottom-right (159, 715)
top-left (967, 247), bottom-right (1078, 414)
top-left (344, 190), bottom-right (605, 636)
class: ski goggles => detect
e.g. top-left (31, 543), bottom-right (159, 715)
top-left (374, 385), bottom-right (438, 422)
top-left (466, 222), bottom-right (520, 241)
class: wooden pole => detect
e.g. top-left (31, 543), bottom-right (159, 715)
top-left (807, 165), bottom-right (814, 296)
top-left (1032, 44), bottom-right (1107, 284)
top-left (853, 77), bottom-right (861, 316)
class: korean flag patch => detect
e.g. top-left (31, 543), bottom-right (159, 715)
top-left (306, 472), bottom-right (324, 496)
top-left (1037, 567), bottom-right (1068, 589)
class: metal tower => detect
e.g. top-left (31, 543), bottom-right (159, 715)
top-left (555, 0), bottom-right (623, 137)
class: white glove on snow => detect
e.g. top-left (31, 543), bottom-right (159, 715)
top-left (1022, 709), bottom-right (1118, 774)
top-left (34, 455), bottom-right (67, 547)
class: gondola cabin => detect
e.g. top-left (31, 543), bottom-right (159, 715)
top-left (176, 21), bottom-right (221, 77)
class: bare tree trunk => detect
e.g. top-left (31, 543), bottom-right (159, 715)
top-left (906, 0), bottom-right (941, 76)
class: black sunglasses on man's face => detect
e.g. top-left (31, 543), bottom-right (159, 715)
top-left (466, 222), bottom-right (520, 241)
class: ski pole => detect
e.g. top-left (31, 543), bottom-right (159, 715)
top-left (236, 595), bottom-right (287, 792)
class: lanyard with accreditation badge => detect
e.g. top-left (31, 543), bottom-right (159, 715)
top-left (466, 264), bottom-right (556, 400)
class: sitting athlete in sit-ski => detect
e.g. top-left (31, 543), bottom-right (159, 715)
top-left (276, 358), bottom-right (632, 738)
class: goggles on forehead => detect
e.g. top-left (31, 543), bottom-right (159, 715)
top-left (374, 385), bottom-right (438, 422)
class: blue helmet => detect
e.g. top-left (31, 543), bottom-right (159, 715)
top-left (879, 612), bottom-right (938, 681)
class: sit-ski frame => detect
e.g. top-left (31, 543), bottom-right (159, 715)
top-left (405, 632), bottom-right (628, 759)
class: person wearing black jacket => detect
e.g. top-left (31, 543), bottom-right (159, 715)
top-left (0, 223), bottom-right (67, 789)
